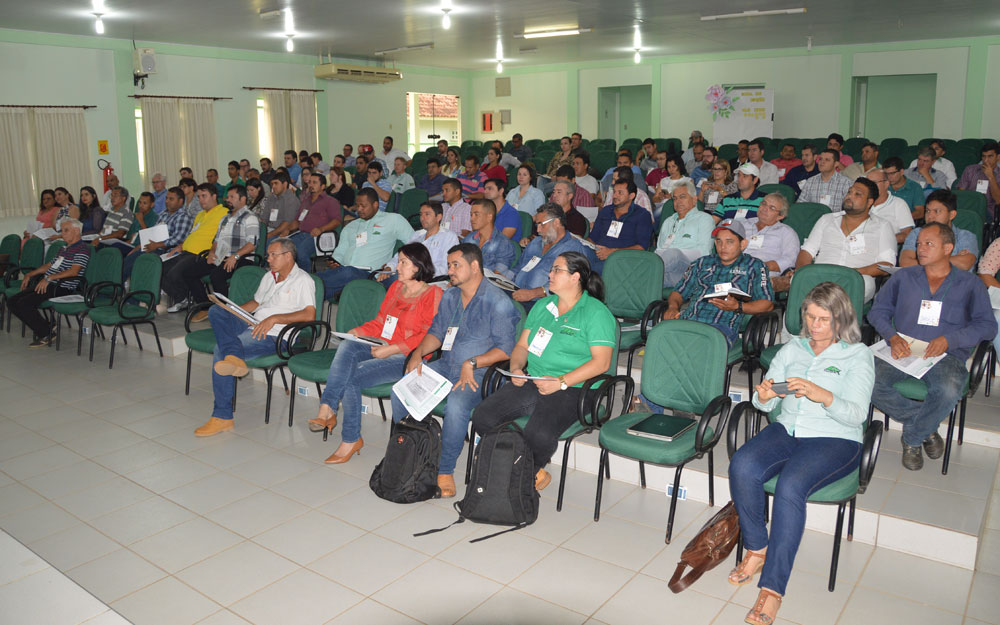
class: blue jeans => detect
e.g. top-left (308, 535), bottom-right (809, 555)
top-left (390, 359), bottom-right (483, 475)
top-left (210, 305), bottom-right (278, 419)
top-left (320, 339), bottom-right (406, 443)
top-left (729, 422), bottom-right (862, 596)
top-left (288, 231), bottom-right (316, 272)
top-left (870, 355), bottom-right (968, 447)
top-left (657, 247), bottom-right (693, 288)
top-left (318, 265), bottom-right (370, 300)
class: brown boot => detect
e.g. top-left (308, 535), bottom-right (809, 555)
top-left (213, 355), bottom-right (249, 377)
top-left (437, 474), bottom-right (457, 498)
top-left (535, 469), bottom-right (551, 491)
top-left (194, 417), bottom-right (234, 437)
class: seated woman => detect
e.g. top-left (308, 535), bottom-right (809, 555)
top-left (472, 251), bottom-right (616, 490)
top-left (53, 187), bottom-right (77, 222)
top-left (25, 189), bottom-right (58, 239)
top-left (77, 186), bottom-right (106, 238)
top-left (480, 147), bottom-right (508, 184)
top-left (310, 242), bottom-right (443, 464)
top-left (728, 282), bottom-right (874, 625)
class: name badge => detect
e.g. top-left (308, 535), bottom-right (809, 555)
top-left (101, 225), bottom-right (112, 236)
top-left (714, 282), bottom-right (733, 294)
top-left (442, 326), bottom-right (459, 351)
top-left (528, 327), bottom-right (554, 357)
top-left (355, 232), bottom-right (368, 247)
top-left (735, 209), bottom-right (749, 220)
top-left (442, 221), bottom-right (451, 230)
top-left (778, 168), bottom-right (786, 177)
top-left (820, 194), bottom-right (832, 207)
top-left (269, 208), bottom-right (278, 222)
top-left (607, 221), bottom-right (624, 238)
top-left (381, 315), bottom-right (398, 339)
top-left (521, 256), bottom-right (541, 272)
top-left (798, 179), bottom-right (807, 190)
top-left (847, 234), bottom-right (866, 255)
top-left (707, 191), bottom-right (719, 204)
top-left (917, 300), bottom-right (942, 326)
top-left (50, 257), bottom-right (65, 270)
top-left (696, 179), bottom-right (705, 188)
top-left (748, 234), bottom-right (764, 249)
top-left (298, 209), bottom-right (308, 221)
top-left (662, 234), bottom-right (675, 247)
top-left (977, 180), bottom-right (990, 194)
top-left (546, 301), bottom-right (559, 317)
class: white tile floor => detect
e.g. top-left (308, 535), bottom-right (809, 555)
top-left (1, 325), bottom-right (999, 625)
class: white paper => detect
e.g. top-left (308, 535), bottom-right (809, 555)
top-left (702, 286), bottom-right (751, 300)
top-left (393, 366), bottom-right (453, 421)
top-left (26, 220), bottom-right (43, 234)
top-left (33, 228), bottom-right (59, 240)
top-left (987, 286), bottom-right (1000, 311)
top-left (331, 331), bottom-right (385, 346)
top-left (161, 249), bottom-right (182, 262)
top-left (870, 334), bottom-right (946, 380)
top-left (876, 263), bottom-right (900, 275)
top-left (976, 180), bottom-right (989, 194)
top-left (484, 268), bottom-right (517, 291)
top-left (48, 294), bottom-right (86, 303)
top-left (138, 223), bottom-right (169, 248)
top-left (570, 234), bottom-right (597, 250)
top-left (209, 292), bottom-right (264, 330)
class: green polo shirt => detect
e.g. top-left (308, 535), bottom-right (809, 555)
top-left (891, 179), bottom-right (925, 211)
top-left (524, 292), bottom-right (617, 386)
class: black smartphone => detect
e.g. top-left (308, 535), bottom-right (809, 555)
top-left (770, 381), bottom-right (790, 395)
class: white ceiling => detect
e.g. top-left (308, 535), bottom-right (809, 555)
top-left (4, 1), bottom-right (1000, 71)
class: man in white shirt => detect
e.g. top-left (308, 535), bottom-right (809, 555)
top-left (377, 136), bottom-right (410, 169)
top-left (796, 178), bottom-right (897, 301)
top-left (908, 140), bottom-right (957, 188)
top-left (866, 170), bottom-right (915, 243)
top-left (196, 237), bottom-right (316, 437)
top-left (441, 178), bottom-right (472, 237)
top-left (748, 139), bottom-right (780, 185)
top-left (378, 201), bottom-right (458, 281)
top-left (573, 153), bottom-right (600, 201)
top-left (841, 142), bottom-right (881, 181)
top-left (798, 149), bottom-right (853, 209)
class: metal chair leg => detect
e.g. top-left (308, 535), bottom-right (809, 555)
top-left (708, 450), bottom-right (715, 506)
top-left (377, 397), bottom-right (387, 421)
top-left (150, 322), bottom-right (163, 357)
top-left (847, 497), bottom-right (857, 541)
top-left (263, 368), bottom-right (275, 424)
top-left (108, 325), bottom-right (119, 369)
top-left (829, 503), bottom-right (846, 592)
top-left (89, 322), bottom-right (97, 361)
top-left (594, 448), bottom-right (608, 522)
top-left (942, 406), bottom-right (957, 475)
top-left (185, 349), bottom-right (193, 395)
top-left (133, 324), bottom-right (143, 351)
top-left (76, 314), bottom-right (84, 356)
top-left (288, 374), bottom-right (298, 428)
top-left (638, 461), bottom-right (646, 488)
top-left (958, 398), bottom-right (966, 446)
top-left (665, 466), bottom-right (683, 544)
top-left (556, 436), bottom-right (572, 512)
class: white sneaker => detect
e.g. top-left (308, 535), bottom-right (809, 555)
top-left (166, 298), bottom-right (189, 313)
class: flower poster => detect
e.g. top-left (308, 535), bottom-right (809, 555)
top-left (708, 87), bottom-right (773, 147)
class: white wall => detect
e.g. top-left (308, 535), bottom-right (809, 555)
top-left (471, 71), bottom-right (568, 142)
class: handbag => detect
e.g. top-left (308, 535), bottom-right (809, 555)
top-left (667, 501), bottom-right (741, 593)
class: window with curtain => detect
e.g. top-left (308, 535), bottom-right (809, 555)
top-left (259, 90), bottom-right (317, 161)
top-left (138, 97), bottom-right (218, 187)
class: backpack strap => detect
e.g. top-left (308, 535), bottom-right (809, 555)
top-left (413, 502), bottom-right (465, 537)
top-left (468, 522), bottom-right (529, 543)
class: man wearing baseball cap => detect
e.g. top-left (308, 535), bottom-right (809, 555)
top-left (713, 162), bottom-right (764, 224)
top-left (664, 220), bottom-right (774, 347)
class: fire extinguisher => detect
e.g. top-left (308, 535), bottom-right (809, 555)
top-left (98, 159), bottom-right (115, 192)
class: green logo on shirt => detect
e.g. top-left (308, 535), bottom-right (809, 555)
top-left (824, 366), bottom-right (841, 374)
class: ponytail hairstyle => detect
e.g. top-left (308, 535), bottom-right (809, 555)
top-left (558, 251), bottom-right (604, 302)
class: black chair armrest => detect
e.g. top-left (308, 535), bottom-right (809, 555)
top-left (726, 401), bottom-right (758, 460)
top-left (86, 281), bottom-right (123, 307)
top-left (4, 264), bottom-right (35, 287)
top-left (276, 320), bottom-right (331, 359)
top-left (857, 421), bottom-right (884, 494)
top-left (118, 290), bottom-right (155, 319)
top-left (248, 253), bottom-right (265, 267)
top-left (184, 301), bottom-right (214, 332)
top-left (578, 374), bottom-right (634, 429)
top-left (480, 360), bottom-right (511, 400)
top-left (695, 394), bottom-right (733, 455)
top-left (638, 299), bottom-right (668, 342)
top-left (741, 310), bottom-right (781, 358)
top-left (968, 340), bottom-right (993, 397)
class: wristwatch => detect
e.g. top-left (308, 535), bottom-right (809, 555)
top-left (234, 254), bottom-right (241, 261)
top-left (737, 300), bottom-right (744, 313)
top-left (467, 357), bottom-right (477, 369)
top-left (558, 375), bottom-right (568, 391)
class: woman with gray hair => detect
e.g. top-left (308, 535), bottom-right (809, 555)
top-left (727, 282), bottom-right (874, 625)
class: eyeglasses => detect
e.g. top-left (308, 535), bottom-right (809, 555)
top-left (266, 251), bottom-right (291, 258)
top-left (549, 266), bottom-right (572, 275)
top-left (536, 217), bottom-right (556, 227)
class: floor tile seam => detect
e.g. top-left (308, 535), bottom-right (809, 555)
top-left (507, 567), bottom-right (640, 622)
top-left (851, 580), bottom-right (970, 617)
top-left (892, 474), bottom-right (995, 499)
top-left (873, 509), bottom-right (983, 536)
top-left (204, 493), bottom-right (315, 539)
top-left (302, 538), bottom-right (433, 597)
top-left (170, 542), bottom-right (305, 609)
top-left (427, 536), bottom-right (559, 586)
top-left (65, 542), bottom-right (174, 604)
top-left (558, 536), bottom-right (669, 573)
top-left (108, 567), bottom-right (225, 616)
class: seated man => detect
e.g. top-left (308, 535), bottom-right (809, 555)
top-left (317, 187), bottom-right (413, 299)
top-left (729, 140), bottom-right (750, 171)
top-left (782, 143), bottom-right (820, 196)
top-left (289, 173), bottom-right (342, 271)
top-left (798, 149), bottom-right (852, 209)
top-left (644, 150), bottom-right (670, 190)
top-left (100, 174), bottom-right (123, 210)
top-left (572, 152), bottom-right (600, 205)
top-left (387, 157), bottom-right (415, 195)
top-left (638, 138), bottom-right (659, 174)
top-left (841, 142), bottom-right (880, 181)
top-left (600, 166), bottom-right (652, 216)
top-left (748, 139), bottom-right (780, 185)
top-left (195, 237), bottom-right (317, 437)
top-left (377, 135), bottom-right (410, 169)
top-left (92, 186), bottom-right (135, 254)
top-left (827, 133), bottom-right (854, 168)
top-left (905, 147), bottom-right (949, 194)
top-left (683, 141), bottom-right (706, 175)
top-left (957, 140), bottom-right (1000, 220)
top-left (179, 187), bottom-right (260, 322)
top-left (713, 163), bottom-right (764, 224)
top-left (378, 201), bottom-right (458, 283)
top-left (133, 191), bottom-right (158, 231)
top-left (441, 178), bottom-right (472, 237)
top-left (261, 172), bottom-right (299, 240)
top-left (206, 168), bottom-right (225, 199)
top-left (690, 147), bottom-right (718, 186)
top-left (908, 140), bottom-right (957, 188)
top-left (10, 218), bottom-right (90, 347)
top-left (259, 157), bottom-right (277, 185)
top-left (554, 164), bottom-right (596, 211)
top-left (351, 155), bottom-right (369, 189)
top-left (797, 178), bottom-right (896, 301)
top-left (866, 170), bottom-right (915, 244)
top-left (482, 178), bottom-right (519, 240)
top-left (311, 151), bottom-right (331, 175)
top-left (549, 179), bottom-right (588, 238)
top-left (222, 160), bottom-right (245, 198)
top-left (664, 222), bottom-right (774, 347)
top-left (770, 143), bottom-right (802, 182)
top-left (507, 204), bottom-right (586, 307)
top-left (870, 223), bottom-right (997, 470)
top-left (508, 133), bottom-right (532, 163)
top-left (416, 157), bottom-right (446, 201)
top-left (150, 174), bottom-right (168, 215)
top-left (899, 189), bottom-right (979, 271)
top-left (123, 186), bottom-right (194, 279)
top-left (362, 161), bottom-right (393, 211)
top-left (739, 192), bottom-right (800, 277)
top-left (655, 181), bottom-right (714, 287)
top-left (392, 244), bottom-right (518, 497)
top-left (588, 178), bottom-right (654, 273)
top-left (599, 151), bottom-right (646, 195)
top-left (456, 154), bottom-right (487, 200)
top-left (463, 198), bottom-right (516, 275)
top-left (159, 184), bottom-right (229, 312)
top-left (283, 150), bottom-right (302, 186)
top-left (341, 144), bottom-right (357, 168)
top-left (884, 156), bottom-right (927, 220)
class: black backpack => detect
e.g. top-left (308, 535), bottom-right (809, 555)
top-left (370, 416), bottom-right (442, 503)
top-left (416, 422), bottom-right (539, 542)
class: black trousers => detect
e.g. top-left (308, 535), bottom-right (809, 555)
top-left (177, 255), bottom-right (255, 304)
top-left (10, 282), bottom-right (73, 339)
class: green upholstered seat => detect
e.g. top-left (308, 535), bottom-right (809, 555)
top-left (87, 253), bottom-right (163, 368)
top-left (763, 470), bottom-right (860, 502)
top-left (287, 349), bottom-right (337, 381)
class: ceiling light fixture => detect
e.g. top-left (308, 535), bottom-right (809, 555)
top-left (496, 38), bottom-right (504, 72)
top-left (700, 7), bottom-right (806, 21)
top-left (285, 35), bottom-right (294, 52)
top-left (515, 27), bottom-right (592, 39)
top-left (632, 24), bottom-right (641, 63)
top-left (94, 15), bottom-right (105, 34)
top-left (374, 42), bottom-right (435, 55)
top-left (441, 0), bottom-right (452, 29)
top-left (283, 8), bottom-right (295, 52)
top-left (92, 0), bottom-right (105, 34)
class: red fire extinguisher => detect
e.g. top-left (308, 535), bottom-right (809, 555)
top-left (98, 159), bottom-right (115, 192)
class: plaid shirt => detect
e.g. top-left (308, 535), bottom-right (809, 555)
top-left (162, 208), bottom-right (194, 248)
top-left (212, 208), bottom-right (260, 265)
top-left (798, 172), bottom-right (852, 209)
top-left (676, 252), bottom-right (773, 346)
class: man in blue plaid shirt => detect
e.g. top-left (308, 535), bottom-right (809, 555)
top-left (123, 186), bottom-right (193, 279)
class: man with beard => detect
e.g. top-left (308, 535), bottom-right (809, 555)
top-left (690, 147), bottom-right (718, 186)
top-left (506, 204), bottom-right (586, 308)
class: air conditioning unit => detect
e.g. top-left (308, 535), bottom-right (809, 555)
top-left (313, 63), bottom-right (402, 83)
top-left (133, 48), bottom-right (157, 74)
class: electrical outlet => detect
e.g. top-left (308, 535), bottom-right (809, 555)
top-left (296, 386), bottom-right (308, 396)
top-left (729, 390), bottom-right (744, 404)
top-left (82, 326), bottom-right (91, 335)
top-left (666, 484), bottom-right (687, 501)
top-left (360, 404), bottom-right (369, 414)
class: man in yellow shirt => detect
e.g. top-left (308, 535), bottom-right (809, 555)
top-left (158, 183), bottom-right (228, 313)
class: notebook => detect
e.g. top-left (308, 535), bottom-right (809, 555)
top-left (627, 413), bottom-right (697, 442)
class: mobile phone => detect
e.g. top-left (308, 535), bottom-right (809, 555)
top-left (770, 381), bottom-right (790, 395)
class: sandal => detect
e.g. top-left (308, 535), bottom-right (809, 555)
top-left (728, 548), bottom-right (766, 586)
top-left (745, 588), bottom-right (782, 625)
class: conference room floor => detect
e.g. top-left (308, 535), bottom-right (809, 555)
top-left (0, 328), bottom-right (998, 625)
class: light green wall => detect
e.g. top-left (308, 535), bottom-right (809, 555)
top-left (579, 65), bottom-right (652, 139)
top-left (863, 74), bottom-right (937, 144)
top-left (618, 85), bottom-right (652, 141)
top-left (983, 45), bottom-right (1000, 139)
top-left (471, 71), bottom-right (567, 141)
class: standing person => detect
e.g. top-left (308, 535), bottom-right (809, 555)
top-left (729, 282), bottom-right (873, 625)
top-left (473, 252), bottom-right (615, 490)
top-left (313, 244), bottom-right (443, 463)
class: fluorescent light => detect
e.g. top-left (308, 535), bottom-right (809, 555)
top-left (496, 60), bottom-right (503, 73)
top-left (94, 15), bottom-right (104, 34)
top-left (285, 36), bottom-right (294, 52)
top-left (701, 7), bottom-right (806, 21)
top-left (92, 0), bottom-right (104, 11)
top-left (634, 51), bottom-right (641, 64)
top-left (374, 42), bottom-right (434, 55)
top-left (284, 8), bottom-right (295, 35)
top-left (496, 39), bottom-right (503, 60)
top-left (518, 27), bottom-right (591, 39)
top-left (441, 11), bottom-right (451, 29)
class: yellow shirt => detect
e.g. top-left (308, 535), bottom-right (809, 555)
top-left (182, 204), bottom-right (227, 254)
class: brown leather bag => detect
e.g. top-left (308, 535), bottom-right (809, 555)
top-left (668, 502), bottom-right (741, 593)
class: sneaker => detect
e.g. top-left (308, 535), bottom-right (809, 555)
top-left (166, 298), bottom-right (189, 313)
top-left (923, 432), bottom-right (944, 460)
top-left (155, 303), bottom-right (168, 315)
top-left (901, 439), bottom-right (924, 471)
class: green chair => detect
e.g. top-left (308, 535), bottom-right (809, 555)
top-left (182, 266), bottom-right (267, 395)
top-left (757, 184), bottom-right (795, 208)
top-left (2, 237), bottom-right (45, 332)
top-left (956, 138), bottom-right (984, 154)
top-left (602, 250), bottom-right (666, 376)
top-left (717, 144), bottom-right (739, 162)
top-left (785, 202), bottom-right (832, 243)
top-left (595, 320), bottom-right (732, 543)
top-left (0, 233), bottom-right (21, 272)
top-left (726, 401), bottom-right (884, 591)
top-left (10, 241), bottom-right (66, 336)
top-left (953, 190), bottom-right (988, 225)
top-left (286, 279), bottom-right (386, 436)
top-left (88, 252), bottom-right (163, 368)
top-left (49, 246), bottom-right (122, 355)
top-left (398, 188), bottom-right (429, 225)
top-left (878, 138), bottom-right (908, 161)
top-left (843, 137), bottom-right (869, 162)
top-left (953, 209), bottom-right (984, 252)
top-left (518, 210), bottom-right (534, 241)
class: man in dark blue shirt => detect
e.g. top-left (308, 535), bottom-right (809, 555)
top-left (416, 157), bottom-right (446, 200)
top-left (782, 143), bottom-right (821, 199)
top-left (869, 222), bottom-right (997, 471)
top-left (587, 179), bottom-right (653, 273)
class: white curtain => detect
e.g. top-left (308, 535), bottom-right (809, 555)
top-left (178, 99), bottom-right (218, 182)
top-left (140, 98), bottom-right (181, 188)
top-left (289, 91), bottom-right (318, 155)
top-left (32, 109), bottom-right (92, 197)
top-left (262, 91), bottom-right (292, 160)
top-left (0, 108), bottom-right (36, 218)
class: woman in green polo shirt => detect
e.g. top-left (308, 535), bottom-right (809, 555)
top-left (472, 251), bottom-right (617, 491)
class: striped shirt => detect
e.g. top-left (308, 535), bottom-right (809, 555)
top-left (456, 170), bottom-right (487, 198)
top-left (102, 207), bottom-right (135, 238)
top-left (45, 241), bottom-right (91, 290)
top-left (676, 253), bottom-right (773, 346)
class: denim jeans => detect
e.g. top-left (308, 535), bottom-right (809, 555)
top-left (729, 422), bottom-right (862, 596)
top-left (317, 265), bottom-right (370, 300)
top-left (288, 231), bottom-right (316, 272)
top-left (870, 354), bottom-right (968, 447)
top-left (657, 247), bottom-right (693, 288)
top-left (390, 359), bottom-right (483, 475)
top-left (320, 339), bottom-right (406, 443)
top-left (210, 305), bottom-right (278, 419)
top-left (992, 310), bottom-right (1000, 356)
